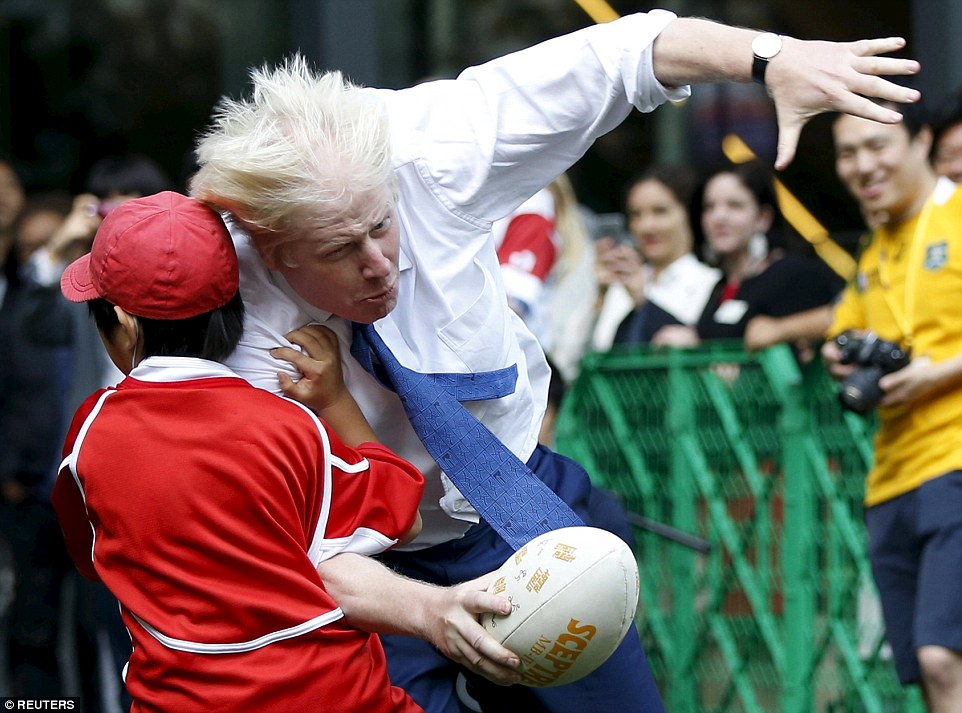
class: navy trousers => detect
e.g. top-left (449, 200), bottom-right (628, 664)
top-left (377, 445), bottom-right (666, 713)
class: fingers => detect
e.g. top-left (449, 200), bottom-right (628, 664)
top-left (595, 236), bottom-right (616, 253)
top-left (478, 592), bottom-right (514, 617)
top-left (769, 34), bottom-right (920, 170)
top-left (460, 636), bottom-right (523, 685)
top-left (275, 370), bottom-right (311, 401)
top-left (437, 581), bottom-right (521, 683)
top-left (276, 371), bottom-right (296, 392)
top-left (841, 40), bottom-right (920, 114)
top-left (850, 37), bottom-right (907, 59)
top-left (445, 621), bottom-right (521, 684)
top-left (286, 324), bottom-right (338, 356)
top-left (457, 574), bottom-right (513, 612)
top-left (269, 345), bottom-right (316, 380)
top-left (849, 38), bottom-right (921, 85)
top-left (773, 119), bottom-right (801, 172)
top-left (841, 95), bottom-right (906, 124)
top-left (853, 55), bottom-right (921, 80)
top-left (270, 325), bottom-right (341, 373)
top-left (270, 345), bottom-right (302, 363)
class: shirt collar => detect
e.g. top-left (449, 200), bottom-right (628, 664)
top-left (129, 357), bottom-right (244, 383)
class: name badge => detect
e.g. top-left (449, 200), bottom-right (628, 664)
top-left (713, 299), bottom-right (749, 325)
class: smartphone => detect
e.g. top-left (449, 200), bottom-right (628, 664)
top-left (592, 212), bottom-right (632, 245)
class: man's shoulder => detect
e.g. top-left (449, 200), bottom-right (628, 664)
top-left (934, 177), bottom-right (962, 216)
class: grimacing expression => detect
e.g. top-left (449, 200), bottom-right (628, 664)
top-left (271, 186), bottom-right (401, 324)
top-left (625, 179), bottom-right (692, 269)
top-left (833, 114), bottom-right (933, 225)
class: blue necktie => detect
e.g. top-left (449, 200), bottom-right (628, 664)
top-left (350, 322), bottom-right (582, 550)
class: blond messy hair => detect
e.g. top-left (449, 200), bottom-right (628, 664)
top-left (189, 54), bottom-right (394, 265)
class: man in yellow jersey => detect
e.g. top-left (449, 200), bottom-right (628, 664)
top-left (822, 101), bottom-right (962, 712)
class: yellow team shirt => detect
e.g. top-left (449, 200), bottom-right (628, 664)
top-left (828, 178), bottom-right (962, 506)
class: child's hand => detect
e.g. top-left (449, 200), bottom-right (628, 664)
top-left (48, 193), bottom-right (102, 263)
top-left (272, 324), bottom-right (378, 446)
top-left (270, 325), bottom-right (348, 412)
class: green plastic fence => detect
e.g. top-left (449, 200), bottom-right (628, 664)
top-left (555, 342), bottom-right (925, 713)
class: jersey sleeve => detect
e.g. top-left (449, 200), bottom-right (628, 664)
top-left (498, 213), bottom-right (557, 317)
top-left (309, 426), bottom-right (425, 565)
top-left (52, 390), bottom-right (108, 581)
top-left (497, 213), bottom-right (557, 281)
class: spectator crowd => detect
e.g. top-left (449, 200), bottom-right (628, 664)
top-left (2, 9), bottom-right (956, 712)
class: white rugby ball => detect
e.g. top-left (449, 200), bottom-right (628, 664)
top-left (481, 526), bottom-right (640, 688)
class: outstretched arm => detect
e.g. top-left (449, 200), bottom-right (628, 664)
top-left (652, 18), bottom-right (920, 169)
top-left (743, 306), bottom-right (835, 352)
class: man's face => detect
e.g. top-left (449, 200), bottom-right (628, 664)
top-left (934, 122), bottom-right (962, 183)
top-left (833, 114), bottom-right (933, 225)
top-left (271, 185), bottom-right (401, 324)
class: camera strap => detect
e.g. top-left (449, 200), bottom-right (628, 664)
top-left (877, 193), bottom-right (936, 352)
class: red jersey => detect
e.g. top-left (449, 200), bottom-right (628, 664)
top-left (53, 357), bottom-right (424, 712)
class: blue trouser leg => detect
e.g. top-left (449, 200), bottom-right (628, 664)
top-left (377, 446), bottom-right (666, 713)
top-left (528, 627), bottom-right (664, 712)
top-left (379, 636), bottom-right (472, 713)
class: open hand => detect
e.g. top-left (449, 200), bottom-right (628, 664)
top-left (766, 37), bottom-right (920, 169)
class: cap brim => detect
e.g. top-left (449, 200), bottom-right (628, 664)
top-left (60, 253), bottom-right (101, 303)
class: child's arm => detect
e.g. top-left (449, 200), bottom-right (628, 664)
top-left (316, 552), bottom-right (521, 684)
top-left (271, 324), bottom-right (377, 447)
top-left (52, 394), bottom-right (110, 582)
top-left (273, 325), bottom-right (423, 543)
top-left (52, 468), bottom-right (100, 581)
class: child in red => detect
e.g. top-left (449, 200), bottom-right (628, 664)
top-left (52, 191), bottom-right (425, 712)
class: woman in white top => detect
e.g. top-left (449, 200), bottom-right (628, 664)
top-left (596, 166), bottom-right (720, 347)
top-left (653, 161), bottom-right (843, 358)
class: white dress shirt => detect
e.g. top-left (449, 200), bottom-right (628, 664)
top-left (225, 10), bottom-right (690, 548)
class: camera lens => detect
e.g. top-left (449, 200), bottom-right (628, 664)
top-left (839, 366), bottom-right (885, 415)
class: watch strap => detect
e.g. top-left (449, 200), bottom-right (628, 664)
top-left (752, 55), bottom-right (769, 85)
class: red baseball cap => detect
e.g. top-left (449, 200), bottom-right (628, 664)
top-left (61, 191), bottom-right (239, 320)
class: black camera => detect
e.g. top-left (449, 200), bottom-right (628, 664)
top-left (833, 331), bottom-right (910, 415)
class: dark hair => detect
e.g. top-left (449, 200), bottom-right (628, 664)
top-left (85, 154), bottom-right (174, 199)
top-left (831, 97), bottom-right (930, 141)
top-left (621, 165), bottom-right (698, 214)
top-left (931, 88), bottom-right (962, 158)
top-left (620, 165), bottom-right (700, 254)
top-left (87, 292), bottom-right (245, 363)
top-left (690, 160), bottom-right (803, 257)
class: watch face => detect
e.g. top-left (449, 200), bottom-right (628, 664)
top-left (753, 32), bottom-right (782, 59)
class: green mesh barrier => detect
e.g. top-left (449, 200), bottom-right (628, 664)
top-left (555, 342), bottom-right (925, 713)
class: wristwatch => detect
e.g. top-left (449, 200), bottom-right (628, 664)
top-left (751, 32), bottom-right (783, 86)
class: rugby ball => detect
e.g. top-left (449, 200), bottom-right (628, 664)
top-left (481, 526), bottom-right (640, 688)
